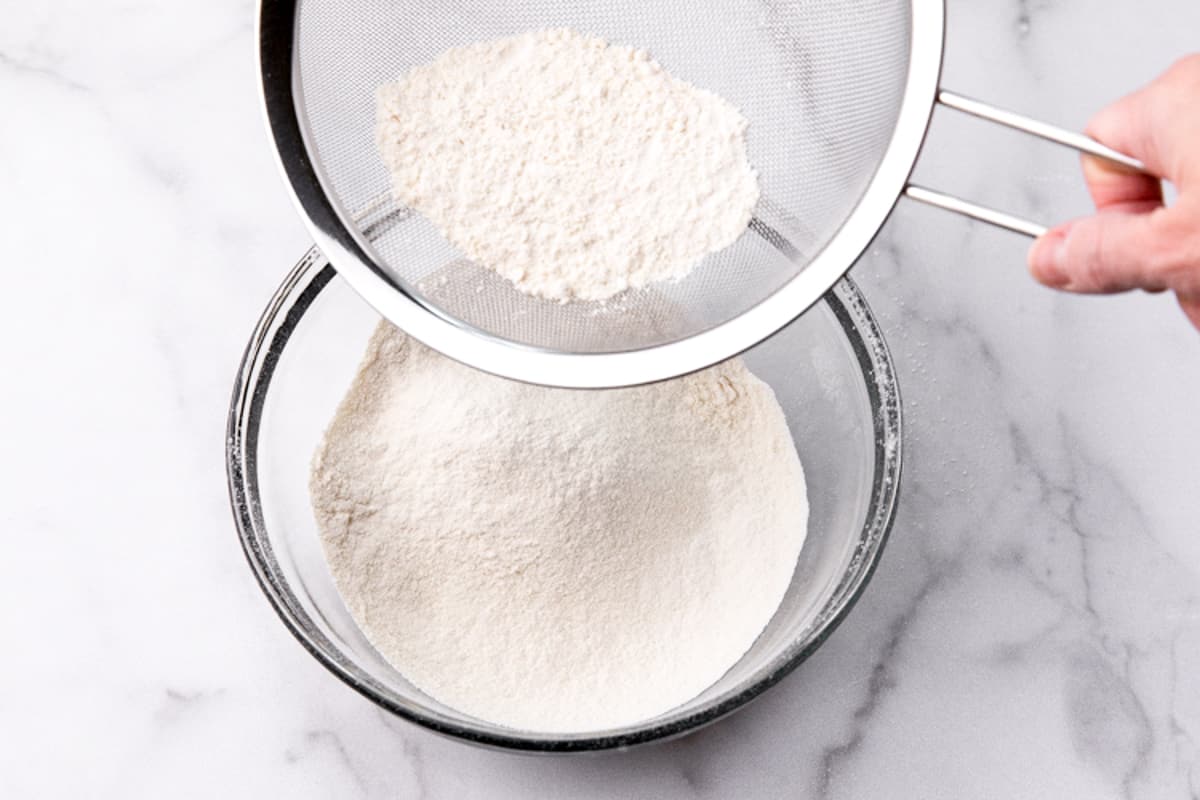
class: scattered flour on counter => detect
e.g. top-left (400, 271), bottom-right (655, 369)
top-left (309, 323), bottom-right (808, 732)
top-left (376, 28), bottom-right (760, 302)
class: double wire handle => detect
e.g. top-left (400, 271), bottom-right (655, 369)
top-left (904, 90), bottom-right (1149, 239)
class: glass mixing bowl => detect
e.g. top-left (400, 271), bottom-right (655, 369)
top-left (226, 247), bottom-right (902, 752)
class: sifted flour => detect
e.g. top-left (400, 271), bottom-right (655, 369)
top-left (376, 28), bottom-right (760, 302)
top-left (310, 323), bottom-right (808, 732)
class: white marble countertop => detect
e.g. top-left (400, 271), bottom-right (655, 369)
top-left (4, 1), bottom-right (1199, 797)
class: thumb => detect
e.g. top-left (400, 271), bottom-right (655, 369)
top-left (1028, 209), bottom-right (1174, 294)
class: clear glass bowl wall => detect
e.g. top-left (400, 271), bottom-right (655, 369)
top-left (227, 247), bottom-right (902, 752)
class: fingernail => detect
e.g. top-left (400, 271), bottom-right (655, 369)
top-left (1029, 227), bottom-right (1070, 288)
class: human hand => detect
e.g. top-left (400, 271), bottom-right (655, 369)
top-left (1027, 54), bottom-right (1200, 330)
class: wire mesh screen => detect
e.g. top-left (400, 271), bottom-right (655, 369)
top-left (295, 0), bottom-right (910, 353)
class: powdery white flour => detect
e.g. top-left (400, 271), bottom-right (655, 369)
top-left (310, 323), bottom-right (808, 732)
top-left (376, 28), bottom-right (760, 302)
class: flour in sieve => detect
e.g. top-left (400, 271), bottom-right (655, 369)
top-left (309, 323), bottom-right (808, 732)
top-left (376, 28), bottom-right (760, 302)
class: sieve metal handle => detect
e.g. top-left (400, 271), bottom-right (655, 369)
top-left (903, 89), bottom-right (1150, 239)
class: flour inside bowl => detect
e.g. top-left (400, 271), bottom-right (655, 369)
top-left (375, 28), bottom-right (760, 302)
top-left (309, 323), bottom-right (808, 732)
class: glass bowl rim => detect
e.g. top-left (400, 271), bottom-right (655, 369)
top-left (225, 246), bottom-right (903, 752)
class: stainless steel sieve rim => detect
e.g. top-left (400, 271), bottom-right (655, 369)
top-left (258, 0), bottom-right (944, 388)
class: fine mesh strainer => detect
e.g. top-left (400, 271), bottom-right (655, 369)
top-left (259, 0), bottom-right (1143, 388)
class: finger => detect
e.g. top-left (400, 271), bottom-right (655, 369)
top-left (1086, 84), bottom-right (1168, 179)
top-left (1179, 294), bottom-right (1200, 333)
top-left (1028, 209), bottom-right (1175, 294)
top-left (1081, 154), bottom-right (1163, 212)
top-left (1086, 55), bottom-right (1200, 187)
top-left (1083, 84), bottom-right (1167, 210)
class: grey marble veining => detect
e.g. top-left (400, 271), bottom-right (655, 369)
top-left (2, 1), bottom-right (1199, 798)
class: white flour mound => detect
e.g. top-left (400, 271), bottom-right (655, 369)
top-left (310, 324), bottom-right (808, 733)
top-left (376, 28), bottom-right (760, 302)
